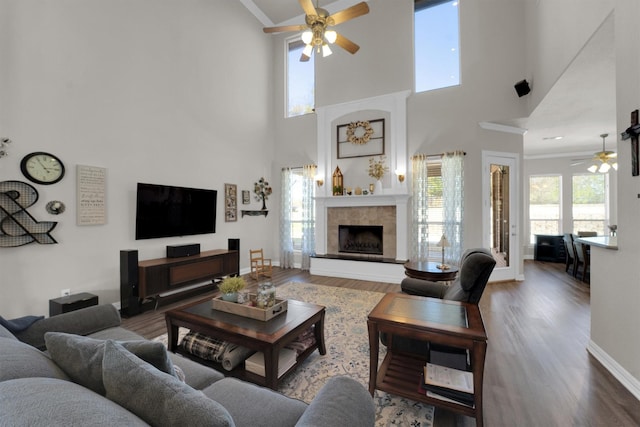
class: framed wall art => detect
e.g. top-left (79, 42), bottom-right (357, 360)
top-left (242, 190), bottom-right (250, 204)
top-left (337, 118), bottom-right (385, 158)
top-left (77, 165), bottom-right (106, 225)
top-left (224, 183), bottom-right (237, 222)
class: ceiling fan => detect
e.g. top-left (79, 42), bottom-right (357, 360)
top-left (571, 133), bottom-right (618, 173)
top-left (263, 0), bottom-right (370, 61)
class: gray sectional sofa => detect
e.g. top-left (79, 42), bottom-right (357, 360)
top-left (0, 304), bottom-right (375, 427)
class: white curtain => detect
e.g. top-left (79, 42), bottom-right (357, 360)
top-left (300, 164), bottom-right (316, 270)
top-left (411, 155), bottom-right (430, 262)
top-left (442, 151), bottom-right (464, 264)
top-left (410, 152), bottom-right (464, 264)
top-left (279, 168), bottom-right (294, 269)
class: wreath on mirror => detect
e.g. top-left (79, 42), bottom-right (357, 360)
top-left (346, 120), bottom-right (374, 145)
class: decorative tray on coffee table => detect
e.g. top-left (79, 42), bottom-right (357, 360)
top-left (212, 294), bottom-right (288, 321)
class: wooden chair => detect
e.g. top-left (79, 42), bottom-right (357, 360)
top-left (249, 249), bottom-right (272, 280)
top-left (572, 235), bottom-right (590, 283)
top-left (563, 233), bottom-right (576, 275)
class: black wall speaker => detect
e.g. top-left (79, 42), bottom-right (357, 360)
top-left (514, 79), bottom-right (531, 97)
top-left (120, 250), bottom-right (140, 317)
top-left (228, 238), bottom-right (240, 276)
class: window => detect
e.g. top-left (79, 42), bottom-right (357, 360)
top-left (425, 161), bottom-right (444, 261)
top-left (287, 38), bottom-right (314, 118)
top-left (414, 0), bottom-right (460, 93)
top-left (411, 153), bottom-right (464, 263)
top-left (529, 175), bottom-right (561, 243)
top-left (572, 174), bottom-right (607, 235)
top-left (289, 169), bottom-right (304, 250)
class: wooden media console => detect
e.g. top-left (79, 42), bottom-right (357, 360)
top-left (138, 249), bottom-right (239, 300)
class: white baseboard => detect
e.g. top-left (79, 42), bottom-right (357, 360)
top-left (587, 340), bottom-right (640, 400)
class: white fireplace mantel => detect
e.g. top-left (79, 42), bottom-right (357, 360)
top-left (311, 91), bottom-right (411, 283)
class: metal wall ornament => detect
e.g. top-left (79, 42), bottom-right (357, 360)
top-left (0, 138), bottom-right (12, 158)
top-left (0, 180), bottom-right (58, 247)
top-left (46, 200), bottom-right (66, 215)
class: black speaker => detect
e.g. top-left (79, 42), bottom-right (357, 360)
top-left (228, 238), bottom-right (240, 276)
top-left (120, 250), bottom-right (140, 317)
top-left (166, 243), bottom-right (200, 258)
top-left (514, 79), bottom-right (531, 97)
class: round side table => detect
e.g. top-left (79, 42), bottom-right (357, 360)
top-left (403, 261), bottom-right (459, 282)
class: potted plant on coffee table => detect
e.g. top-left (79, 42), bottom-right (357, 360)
top-left (218, 276), bottom-right (246, 302)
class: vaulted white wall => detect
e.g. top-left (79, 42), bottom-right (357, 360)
top-left (273, 0), bottom-right (528, 262)
top-left (0, 0), bottom-right (276, 318)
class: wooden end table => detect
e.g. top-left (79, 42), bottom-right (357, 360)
top-left (367, 293), bottom-right (487, 426)
top-left (165, 298), bottom-right (326, 390)
top-left (404, 261), bottom-right (459, 282)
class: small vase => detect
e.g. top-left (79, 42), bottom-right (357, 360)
top-left (375, 179), bottom-right (383, 195)
top-left (261, 197), bottom-right (267, 210)
top-left (221, 292), bottom-right (238, 302)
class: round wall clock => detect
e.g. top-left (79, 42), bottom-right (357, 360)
top-left (20, 152), bottom-right (65, 185)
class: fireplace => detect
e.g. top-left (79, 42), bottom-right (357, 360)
top-left (339, 225), bottom-right (383, 255)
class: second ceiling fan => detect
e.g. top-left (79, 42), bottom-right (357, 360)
top-left (263, 0), bottom-right (370, 61)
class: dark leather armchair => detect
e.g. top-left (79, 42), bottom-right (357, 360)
top-left (385, 248), bottom-right (496, 369)
top-left (401, 248), bottom-right (496, 304)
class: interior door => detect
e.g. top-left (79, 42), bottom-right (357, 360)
top-left (482, 152), bottom-right (519, 281)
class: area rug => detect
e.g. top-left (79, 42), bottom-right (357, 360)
top-left (156, 282), bottom-right (435, 427)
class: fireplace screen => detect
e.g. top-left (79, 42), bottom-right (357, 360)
top-left (338, 225), bottom-right (383, 255)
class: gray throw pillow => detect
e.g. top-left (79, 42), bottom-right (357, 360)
top-left (44, 332), bottom-right (176, 395)
top-left (102, 340), bottom-right (235, 427)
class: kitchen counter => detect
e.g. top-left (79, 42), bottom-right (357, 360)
top-left (574, 235), bottom-right (618, 250)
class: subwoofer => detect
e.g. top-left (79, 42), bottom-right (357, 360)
top-left (120, 250), bottom-right (141, 317)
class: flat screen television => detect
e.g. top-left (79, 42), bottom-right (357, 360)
top-left (135, 182), bottom-right (217, 240)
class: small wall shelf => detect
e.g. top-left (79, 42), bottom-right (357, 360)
top-left (241, 210), bottom-right (268, 218)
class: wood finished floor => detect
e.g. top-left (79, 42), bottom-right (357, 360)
top-left (122, 261), bottom-right (640, 427)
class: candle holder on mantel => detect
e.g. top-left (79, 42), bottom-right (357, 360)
top-left (332, 166), bottom-right (344, 196)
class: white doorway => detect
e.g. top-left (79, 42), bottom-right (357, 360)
top-left (482, 151), bottom-right (520, 281)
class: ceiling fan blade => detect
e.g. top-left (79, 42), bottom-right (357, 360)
top-left (300, 52), bottom-right (311, 62)
top-left (263, 24), bottom-right (307, 34)
top-left (334, 33), bottom-right (360, 54)
top-left (299, 0), bottom-right (317, 17)
top-left (329, 2), bottom-right (369, 26)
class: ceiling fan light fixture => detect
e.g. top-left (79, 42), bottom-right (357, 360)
top-left (325, 30), bottom-right (337, 44)
top-left (302, 44), bottom-right (313, 57)
top-left (301, 31), bottom-right (313, 45)
top-left (587, 133), bottom-right (616, 174)
top-left (322, 43), bottom-right (332, 57)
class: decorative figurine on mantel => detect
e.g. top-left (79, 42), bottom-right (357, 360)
top-left (254, 177), bottom-right (272, 210)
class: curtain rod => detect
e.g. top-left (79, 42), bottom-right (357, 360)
top-left (281, 164), bottom-right (316, 171)
top-left (411, 151), bottom-right (466, 160)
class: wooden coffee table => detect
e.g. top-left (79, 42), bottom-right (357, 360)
top-left (367, 293), bottom-right (487, 426)
top-left (165, 298), bottom-right (326, 389)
